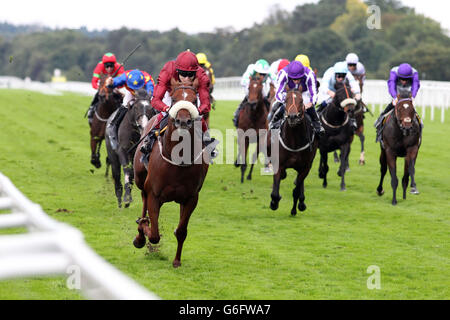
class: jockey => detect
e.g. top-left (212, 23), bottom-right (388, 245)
top-left (196, 52), bottom-right (215, 90)
top-left (345, 53), bottom-right (366, 91)
top-left (269, 61), bottom-right (324, 134)
top-left (87, 53), bottom-right (125, 124)
top-left (295, 54), bottom-right (320, 92)
top-left (317, 61), bottom-right (361, 130)
top-left (232, 59), bottom-right (273, 127)
top-left (105, 69), bottom-right (155, 148)
top-left (374, 63), bottom-right (421, 138)
top-left (139, 50), bottom-right (218, 158)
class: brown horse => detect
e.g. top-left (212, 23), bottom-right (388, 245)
top-left (235, 76), bottom-right (269, 183)
top-left (89, 74), bottom-right (122, 170)
top-left (376, 92), bottom-right (421, 205)
top-left (268, 88), bottom-right (318, 216)
top-left (133, 79), bottom-right (209, 267)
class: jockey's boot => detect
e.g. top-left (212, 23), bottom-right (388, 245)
top-left (316, 101), bottom-right (327, 114)
top-left (108, 105), bottom-right (128, 150)
top-left (203, 130), bottom-right (219, 160)
top-left (269, 104), bottom-right (285, 130)
top-left (87, 104), bottom-right (96, 126)
top-left (374, 103), bottom-right (394, 142)
top-left (233, 97), bottom-right (248, 128)
top-left (306, 107), bottom-right (325, 135)
top-left (140, 129), bottom-right (158, 155)
top-left (268, 101), bottom-right (283, 123)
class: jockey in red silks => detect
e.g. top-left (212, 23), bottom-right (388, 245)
top-left (87, 53), bottom-right (125, 123)
top-left (140, 50), bottom-right (218, 159)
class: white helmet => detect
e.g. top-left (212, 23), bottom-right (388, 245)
top-left (345, 53), bottom-right (359, 64)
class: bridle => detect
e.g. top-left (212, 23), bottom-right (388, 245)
top-left (394, 98), bottom-right (415, 135)
top-left (284, 90), bottom-right (305, 121)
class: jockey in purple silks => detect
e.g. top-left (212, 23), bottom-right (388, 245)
top-left (269, 60), bottom-right (324, 134)
top-left (374, 63), bottom-right (421, 140)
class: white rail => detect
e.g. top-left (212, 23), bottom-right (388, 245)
top-left (0, 172), bottom-right (159, 300)
top-left (1, 76), bottom-right (449, 122)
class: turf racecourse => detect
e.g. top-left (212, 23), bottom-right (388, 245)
top-left (0, 89), bottom-right (448, 300)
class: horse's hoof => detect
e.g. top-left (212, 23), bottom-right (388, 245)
top-left (234, 160), bottom-right (240, 168)
top-left (410, 188), bottom-right (420, 195)
top-left (392, 200), bottom-right (397, 206)
top-left (298, 203), bottom-right (306, 212)
top-left (359, 160), bottom-right (365, 165)
top-left (246, 175), bottom-right (252, 180)
top-left (124, 202), bottom-right (131, 208)
top-left (322, 182), bottom-right (327, 189)
top-left (149, 235), bottom-right (160, 244)
top-left (133, 236), bottom-right (146, 249)
top-left (340, 187), bottom-right (347, 192)
top-left (377, 189), bottom-right (384, 196)
top-left (270, 201), bottom-right (279, 211)
top-left (291, 209), bottom-right (297, 216)
top-left (173, 260), bottom-right (181, 268)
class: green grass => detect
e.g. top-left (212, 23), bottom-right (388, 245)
top-left (0, 89), bottom-right (449, 300)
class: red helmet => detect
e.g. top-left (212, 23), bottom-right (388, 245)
top-left (102, 53), bottom-right (117, 64)
top-left (175, 51), bottom-right (199, 72)
top-left (278, 59), bottom-right (290, 72)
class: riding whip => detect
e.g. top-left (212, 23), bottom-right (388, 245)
top-left (112, 43), bottom-right (143, 77)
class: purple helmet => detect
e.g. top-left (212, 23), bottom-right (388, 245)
top-left (287, 61), bottom-right (305, 79)
top-left (398, 63), bottom-right (413, 78)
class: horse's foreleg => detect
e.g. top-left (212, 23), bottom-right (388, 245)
top-left (339, 144), bottom-right (350, 191)
top-left (358, 127), bottom-right (365, 165)
top-left (333, 151), bottom-right (339, 163)
top-left (270, 168), bottom-right (282, 211)
top-left (319, 150), bottom-right (329, 188)
top-left (133, 190), bottom-right (148, 249)
top-left (105, 156), bottom-right (110, 178)
top-left (240, 139), bottom-right (249, 183)
top-left (122, 163), bottom-right (134, 208)
top-left (402, 158), bottom-right (410, 200)
top-left (90, 136), bottom-right (101, 168)
top-left (408, 147), bottom-right (419, 195)
top-left (377, 148), bottom-right (387, 196)
top-left (110, 157), bottom-right (123, 208)
top-left (247, 143), bottom-right (259, 180)
top-left (146, 192), bottom-right (161, 244)
top-left (173, 195), bottom-right (199, 268)
top-left (386, 151), bottom-right (398, 205)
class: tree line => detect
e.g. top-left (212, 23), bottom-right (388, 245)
top-left (1, 0), bottom-right (449, 82)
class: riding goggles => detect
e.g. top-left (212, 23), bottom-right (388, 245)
top-left (104, 63), bottom-right (115, 68)
top-left (177, 69), bottom-right (196, 78)
top-left (336, 73), bottom-right (346, 79)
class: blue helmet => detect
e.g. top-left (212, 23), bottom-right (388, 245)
top-left (126, 69), bottom-right (145, 90)
top-left (334, 62), bottom-right (348, 74)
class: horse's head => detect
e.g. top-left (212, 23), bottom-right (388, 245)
top-left (170, 77), bottom-right (198, 106)
top-left (333, 82), bottom-right (357, 116)
top-left (129, 88), bottom-right (153, 133)
top-left (98, 74), bottom-right (122, 104)
top-left (395, 90), bottom-right (416, 135)
top-left (247, 76), bottom-right (263, 111)
top-left (284, 86), bottom-right (305, 127)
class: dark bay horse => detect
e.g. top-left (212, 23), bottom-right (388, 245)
top-left (318, 82), bottom-right (356, 191)
top-left (268, 88), bottom-right (318, 216)
top-left (235, 76), bottom-right (269, 183)
top-left (105, 89), bottom-right (155, 208)
top-left (133, 80), bottom-right (209, 268)
top-left (89, 75), bottom-right (122, 170)
top-left (376, 92), bottom-right (421, 205)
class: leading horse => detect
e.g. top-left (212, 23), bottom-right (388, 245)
top-left (268, 87), bottom-right (318, 216)
top-left (105, 88), bottom-right (155, 208)
top-left (89, 74), bottom-right (122, 170)
top-left (133, 79), bottom-right (210, 267)
top-left (376, 91), bottom-right (421, 205)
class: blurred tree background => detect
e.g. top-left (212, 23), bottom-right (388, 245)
top-left (1, 0), bottom-right (449, 82)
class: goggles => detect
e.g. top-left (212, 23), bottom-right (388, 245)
top-left (177, 69), bottom-right (196, 78)
top-left (104, 63), bottom-right (115, 68)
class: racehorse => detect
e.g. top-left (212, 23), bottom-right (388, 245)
top-left (89, 74), bottom-right (122, 170)
top-left (268, 87), bottom-right (318, 216)
top-left (105, 89), bottom-right (155, 208)
top-left (376, 91), bottom-right (421, 205)
top-left (133, 79), bottom-right (210, 267)
top-left (235, 76), bottom-right (269, 183)
top-left (318, 82), bottom-right (356, 191)
top-left (333, 75), bottom-right (368, 167)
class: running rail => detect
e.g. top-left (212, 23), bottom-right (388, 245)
top-left (0, 172), bottom-right (159, 300)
